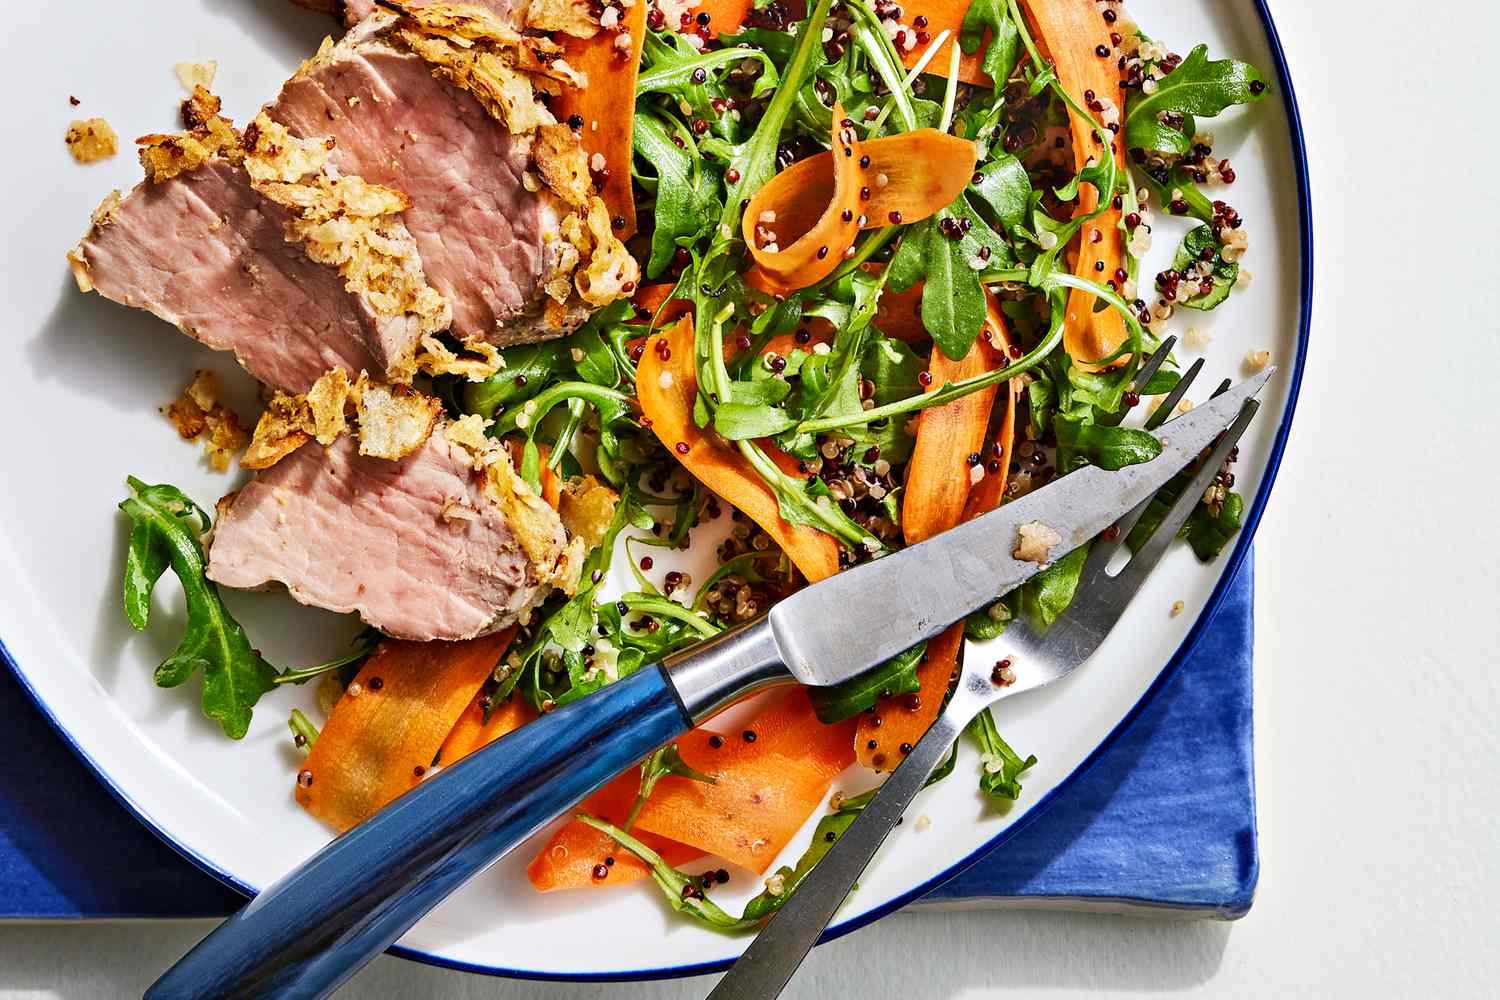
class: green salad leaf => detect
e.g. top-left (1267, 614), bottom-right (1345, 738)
top-left (119, 478), bottom-right (277, 739)
top-left (807, 642), bottom-right (925, 723)
top-left (1125, 44), bottom-right (1269, 158)
top-left (1171, 224), bottom-right (1239, 311)
top-left (967, 707), bottom-right (1037, 800)
top-left (960, 0), bottom-right (1022, 85)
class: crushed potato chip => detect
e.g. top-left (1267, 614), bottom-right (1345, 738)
top-left (414, 333), bottom-right (504, 381)
top-left (558, 476), bottom-right (618, 550)
top-left (174, 60), bottom-right (219, 93)
top-left (305, 368), bottom-right (354, 445)
top-left (65, 118), bottom-right (118, 163)
top-left (138, 95), bottom-right (241, 183)
top-left (162, 370), bottom-right (250, 472)
top-left (242, 393), bottom-right (314, 470)
top-left (354, 383), bottom-right (444, 461)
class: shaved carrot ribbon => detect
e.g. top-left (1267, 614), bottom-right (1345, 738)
top-left (532, 691), bottom-right (853, 887)
top-left (554, 1), bottom-right (648, 237)
top-left (637, 316), bottom-right (840, 582)
top-left (437, 688), bottom-right (536, 766)
top-left (528, 744), bottom-right (706, 891)
top-left (858, 292), bottom-right (1015, 769)
top-left (898, 6), bottom-right (990, 85)
top-left (744, 104), bottom-right (866, 293)
top-left (1025, 0), bottom-right (1130, 367)
top-left (631, 690), bottom-right (856, 872)
top-left (296, 631), bottom-right (516, 831)
top-left (745, 129), bottom-right (978, 293)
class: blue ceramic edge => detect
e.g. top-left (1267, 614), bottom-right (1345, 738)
top-left (0, 0), bottom-right (1309, 982)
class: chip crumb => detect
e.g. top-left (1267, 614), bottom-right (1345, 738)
top-left (68, 95), bottom-right (80, 106)
top-left (1013, 521), bottom-right (1062, 564)
top-left (1171, 600), bottom-right (1185, 617)
top-left (65, 118), bottom-right (118, 163)
top-left (1244, 349), bottom-right (1272, 372)
top-left (1184, 327), bottom-right (1211, 350)
top-left (764, 873), bottom-right (786, 897)
top-left (174, 60), bottom-right (218, 93)
top-left (914, 814), bottom-right (931, 833)
top-left (162, 370), bottom-right (249, 471)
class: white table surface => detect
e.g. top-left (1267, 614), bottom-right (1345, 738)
top-left (6, 0), bottom-right (1499, 996)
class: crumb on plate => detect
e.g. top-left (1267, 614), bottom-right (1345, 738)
top-left (65, 118), bottom-right (118, 163)
top-left (162, 370), bottom-right (250, 471)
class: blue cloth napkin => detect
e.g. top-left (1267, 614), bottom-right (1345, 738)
top-left (0, 559), bottom-right (1254, 920)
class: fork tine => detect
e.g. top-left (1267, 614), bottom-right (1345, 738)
top-left (1132, 336), bottom-right (1176, 392)
top-left (1079, 353), bottom-right (1204, 586)
top-left (1109, 399), bottom-right (1259, 598)
top-left (1144, 358), bottom-right (1204, 430)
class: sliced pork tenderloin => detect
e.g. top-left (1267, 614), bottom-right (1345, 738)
top-left (70, 103), bottom-right (450, 394)
top-left (207, 423), bottom-right (580, 641)
top-left (266, 6), bottom-right (633, 346)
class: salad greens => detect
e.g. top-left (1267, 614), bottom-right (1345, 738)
top-left (119, 478), bottom-right (278, 739)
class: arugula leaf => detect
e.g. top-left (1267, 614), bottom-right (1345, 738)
top-left (625, 743), bottom-right (717, 829)
top-left (807, 642), bottom-right (925, 723)
top-left (719, 0), bottom-right (835, 232)
top-left (288, 709), bottom-right (319, 752)
top-left (634, 112), bottom-right (721, 277)
top-left (586, 745), bottom-right (960, 931)
top-left (1125, 44), bottom-right (1269, 158)
top-left (1171, 224), bottom-right (1239, 311)
top-left (861, 335), bottom-right (924, 404)
top-left (1020, 544), bottom-right (1089, 631)
top-left (713, 401), bottom-right (798, 440)
top-left (922, 220), bottom-right (988, 361)
top-left (886, 218), bottom-right (930, 294)
top-left (967, 707), bottom-right (1037, 800)
top-left (969, 154), bottom-right (1032, 231)
top-left (1054, 416), bottom-right (1163, 472)
top-left (964, 597), bottom-right (1014, 642)
top-left (272, 628), bottom-right (380, 687)
top-left (579, 815), bottom-right (755, 933)
top-left (959, 0), bottom-right (1022, 86)
top-left (1127, 466), bottom-right (1246, 563)
top-left (949, 195), bottom-right (1016, 271)
top-left (461, 340), bottom-right (568, 418)
top-left (1184, 488), bottom-right (1245, 561)
top-left (119, 478), bottom-right (277, 739)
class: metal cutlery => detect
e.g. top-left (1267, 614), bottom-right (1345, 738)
top-left (149, 360), bottom-right (1270, 1000)
top-left (708, 357), bottom-right (1264, 1000)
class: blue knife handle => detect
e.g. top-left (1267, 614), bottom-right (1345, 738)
top-left (148, 663), bottom-right (691, 1000)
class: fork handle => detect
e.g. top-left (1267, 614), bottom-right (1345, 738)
top-left (707, 704), bottom-right (969, 1000)
top-left (148, 664), bottom-right (692, 1000)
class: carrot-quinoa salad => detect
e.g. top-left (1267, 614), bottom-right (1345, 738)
top-left (86, 0), bottom-right (1268, 927)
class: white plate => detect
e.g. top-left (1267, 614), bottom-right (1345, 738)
top-left (0, 0), bottom-right (1308, 980)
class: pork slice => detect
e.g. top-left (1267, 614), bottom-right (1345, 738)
top-left (268, 19), bottom-right (576, 346)
top-left (73, 160), bottom-right (420, 394)
top-left (207, 429), bottom-right (572, 641)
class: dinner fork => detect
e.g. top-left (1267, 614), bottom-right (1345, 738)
top-left (708, 350), bottom-right (1259, 1000)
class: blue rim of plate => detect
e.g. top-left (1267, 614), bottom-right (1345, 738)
top-left (0, 0), bottom-right (1310, 982)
